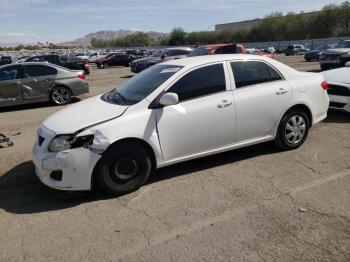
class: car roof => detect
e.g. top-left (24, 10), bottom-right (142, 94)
top-left (161, 54), bottom-right (271, 67)
top-left (200, 43), bottom-right (235, 48)
top-left (167, 47), bottom-right (193, 51)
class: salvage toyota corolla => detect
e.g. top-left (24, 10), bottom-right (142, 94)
top-left (33, 55), bottom-right (329, 194)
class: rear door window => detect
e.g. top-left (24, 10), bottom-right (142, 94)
top-left (167, 63), bottom-right (226, 101)
top-left (230, 61), bottom-right (282, 88)
top-left (24, 65), bottom-right (57, 77)
top-left (0, 65), bottom-right (22, 81)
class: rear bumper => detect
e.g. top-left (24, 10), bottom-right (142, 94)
top-left (329, 94), bottom-right (350, 113)
top-left (72, 81), bottom-right (89, 96)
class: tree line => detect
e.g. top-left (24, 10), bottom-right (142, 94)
top-left (91, 1), bottom-right (350, 48)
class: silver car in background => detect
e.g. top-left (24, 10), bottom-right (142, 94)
top-left (0, 62), bottom-right (89, 107)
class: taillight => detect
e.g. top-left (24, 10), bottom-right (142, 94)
top-left (77, 72), bottom-right (85, 80)
top-left (321, 81), bottom-right (328, 90)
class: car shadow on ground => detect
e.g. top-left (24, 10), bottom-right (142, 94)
top-left (323, 111), bottom-right (350, 123)
top-left (120, 75), bottom-right (134, 79)
top-left (0, 142), bottom-right (281, 215)
top-left (0, 98), bottom-right (81, 113)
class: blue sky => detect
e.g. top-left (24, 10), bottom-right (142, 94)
top-left (0, 0), bottom-right (346, 44)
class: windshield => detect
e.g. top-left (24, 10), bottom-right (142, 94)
top-left (102, 64), bottom-right (183, 105)
top-left (151, 49), bottom-right (165, 57)
top-left (187, 47), bottom-right (210, 57)
top-left (337, 41), bottom-right (350, 48)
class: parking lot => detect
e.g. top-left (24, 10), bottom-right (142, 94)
top-left (0, 55), bottom-right (349, 261)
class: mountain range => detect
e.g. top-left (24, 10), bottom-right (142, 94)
top-left (59, 30), bottom-right (169, 47)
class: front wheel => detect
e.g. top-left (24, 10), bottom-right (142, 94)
top-left (50, 86), bottom-right (72, 105)
top-left (96, 143), bottom-right (152, 195)
top-left (275, 109), bottom-right (310, 150)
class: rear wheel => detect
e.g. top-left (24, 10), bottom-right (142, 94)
top-left (50, 86), bottom-right (72, 105)
top-left (275, 109), bottom-right (310, 150)
top-left (96, 143), bottom-right (152, 195)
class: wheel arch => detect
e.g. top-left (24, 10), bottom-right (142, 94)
top-left (275, 103), bottom-right (313, 138)
top-left (91, 137), bottom-right (157, 189)
top-left (50, 84), bottom-right (73, 96)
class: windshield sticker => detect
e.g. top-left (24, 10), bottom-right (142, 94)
top-left (160, 68), bottom-right (180, 74)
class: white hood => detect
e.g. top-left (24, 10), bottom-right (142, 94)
top-left (321, 67), bottom-right (350, 84)
top-left (43, 95), bottom-right (128, 134)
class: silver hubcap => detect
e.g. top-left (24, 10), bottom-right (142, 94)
top-left (53, 88), bottom-right (70, 104)
top-left (285, 115), bottom-right (306, 144)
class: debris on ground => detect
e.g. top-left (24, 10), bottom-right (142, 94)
top-left (298, 207), bottom-right (307, 213)
top-left (0, 133), bottom-right (14, 149)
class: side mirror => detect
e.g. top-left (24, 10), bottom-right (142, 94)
top-left (159, 93), bottom-right (179, 106)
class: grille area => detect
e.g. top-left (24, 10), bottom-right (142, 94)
top-left (38, 135), bottom-right (45, 146)
top-left (329, 102), bottom-right (346, 108)
top-left (327, 84), bottom-right (350, 97)
top-left (324, 54), bottom-right (341, 60)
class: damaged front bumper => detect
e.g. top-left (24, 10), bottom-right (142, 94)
top-left (32, 125), bottom-right (102, 191)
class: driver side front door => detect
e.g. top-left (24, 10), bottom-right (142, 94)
top-left (155, 63), bottom-right (235, 161)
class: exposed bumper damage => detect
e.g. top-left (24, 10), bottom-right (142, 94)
top-left (32, 125), bottom-right (110, 191)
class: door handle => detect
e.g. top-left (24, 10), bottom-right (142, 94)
top-left (217, 100), bottom-right (232, 108)
top-left (276, 88), bottom-right (288, 95)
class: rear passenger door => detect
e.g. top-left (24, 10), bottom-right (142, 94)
top-left (156, 63), bottom-right (235, 160)
top-left (0, 65), bottom-right (23, 106)
top-left (228, 60), bottom-right (292, 142)
top-left (22, 65), bottom-right (57, 99)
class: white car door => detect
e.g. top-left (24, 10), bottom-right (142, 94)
top-left (229, 60), bottom-right (292, 142)
top-left (155, 63), bottom-right (235, 161)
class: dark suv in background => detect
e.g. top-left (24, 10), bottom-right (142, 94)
top-left (187, 43), bottom-right (246, 57)
top-left (285, 44), bottom-right (309, 56)
top-left (96, 53), bottom-right (136, 69)
top-left (22, 55), bottom-right (90, 74)
top-left (130, 47), bottom-right (192, 73)
top-left (0, 56), bottom-right (13, 66)
top-left (319, 40), bottom-right (350, 70)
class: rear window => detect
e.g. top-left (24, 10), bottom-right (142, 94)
top-left (230, 61), bottom-right (282, 88)
top-left (187, 47), bottom-right (210, 57)
top-left (24, 65), bottom-right (57, 77)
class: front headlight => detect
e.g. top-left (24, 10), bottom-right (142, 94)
top-left (49, 135), bottom-right (94, 152)
top-left (341, 52), bottom-right (350, 58)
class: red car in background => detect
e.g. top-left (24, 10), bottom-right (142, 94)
top-left (245, 48), bottom-right (274, 59)
top-left (188, 43), bottom-right (246, 57)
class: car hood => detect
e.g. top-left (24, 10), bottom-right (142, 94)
top-left (306, 50), bottom-right (322, 54)
top-left (43, 95), bottom-right (128, 134)
top-left (134, 56), bottom-right (161, 64)
top-left (324, 48), bottom-right (350, 55)
top-left (321, 67), bottom-right (350, 84)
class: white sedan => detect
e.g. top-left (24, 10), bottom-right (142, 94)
top-left (321, 65), bottom-right (350, 113)
top-left (32, 55), bottom-right (329, 194)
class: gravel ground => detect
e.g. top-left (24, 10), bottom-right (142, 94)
top-left (0, 55), bottom-right (349, 262)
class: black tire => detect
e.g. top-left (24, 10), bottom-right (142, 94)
top-left (96, 143), bottom-right (152, 195)
top-left (305, 58), bottom-right (311, 62)
top-left (320, 64), bottom-right (329, 71)
top-left (103, 63), bottom-right (109, 69)
top-left (50, 86), bottom-right (72, 105)
top-left (274, 109), bottom-right (310, 150)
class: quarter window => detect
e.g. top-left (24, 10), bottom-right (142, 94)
top-left (0, 66), bottom-right (22, 81)
top-left (230, 61), bottom-right (282, 88)
top-left (24, 65), bottom-right (57, 77)
top-left (167, 64), bottom-right (226, 101)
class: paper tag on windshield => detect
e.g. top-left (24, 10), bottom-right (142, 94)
top-left (160, 68), bottom-right (180, 74)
